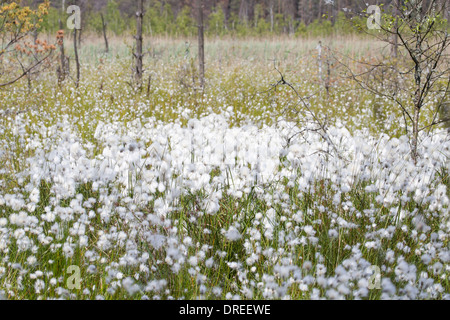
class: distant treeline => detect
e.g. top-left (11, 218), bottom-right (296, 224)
top-left (21, 0), bottom-right (449, 37)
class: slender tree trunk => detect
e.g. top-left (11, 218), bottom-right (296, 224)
top-left (224, 0), bottom-right (232, 29)
top-left (412, 63), bottom-right (423, 163)
top-left (135, 0), bottom-right (144, 88)
top-left (78, 27), bottom-right (82, 48)
top-left (325, 58), bottom-right (331, 97)
top-left (317, 41), bottom-right (323, 83)
top-left (197, 0), bottom-right (205, 89)
top-left (101, 13), bottom-right (109, 53)
top-left (412, 103), bottom-right (420, 163)
top-left (299, 0), bottom-right (305, 24)
top-left (147, 74), bottom-right (152, 97)
top-left (391, 0), bottom-right (399, 58)
top-left (318, 0), bottom-right (323, 20)
top-left (33, 29), bottom-right (38, 44)
top-left (74, 28), bottom-right (80, 88)
top-left (58, 19), bottom-right (66, 84)
top-left (270, 3), bottom-right (274, 33)
top-left (444, 0), bottom-right (449, 21)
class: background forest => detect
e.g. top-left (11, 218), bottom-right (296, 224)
top-left (18, 0), bottom-right (448, 37)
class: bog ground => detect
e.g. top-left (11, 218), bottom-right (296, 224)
top-left (0, 37), bottom-right (449, 300)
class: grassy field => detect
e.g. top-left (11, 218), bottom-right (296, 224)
top-left (0, 36), bottom-right (449, 300)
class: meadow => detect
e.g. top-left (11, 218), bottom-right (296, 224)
top-left (0, 35), bottom-right (449, 300)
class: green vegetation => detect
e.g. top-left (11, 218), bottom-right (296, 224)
top-left (34, 0), bottom-right (393, 38)
top-left (0, 38), bottom-right (449, 300)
